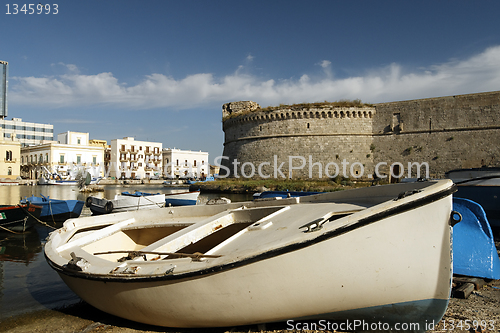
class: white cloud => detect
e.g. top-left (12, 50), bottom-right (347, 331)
top-left (9, 46), bottom-right (500, 109)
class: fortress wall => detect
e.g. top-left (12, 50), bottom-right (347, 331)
top-left (373, 91), bottom-right (500, 178)
top-left (221, 91), bottom-right (500, 180)
top-left (222, 105), bottom-right (376, 178)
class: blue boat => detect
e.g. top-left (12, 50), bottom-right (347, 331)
top-left (21, 195), bottom-right (84, 222)
top-left (452, 197), bottom-right (500, 280)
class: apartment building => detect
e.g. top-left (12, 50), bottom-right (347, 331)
top-left (0, 117), bottom-right (54, 147)
top-left (108, 137), bottom-right (162, 179)
top-left (162, 148), bottom-right (209, 179)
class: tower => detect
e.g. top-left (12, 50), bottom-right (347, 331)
top-left (0, 60), bottom-right (7, 119)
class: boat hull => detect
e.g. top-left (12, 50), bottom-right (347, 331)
top-left (88, 194), bottom-right (165, 215)
top-left (446, 167), bottom-right (500, 228)
top-left (452, 198), bottom-right (500, 279)
top-left (21, 196), bottom-right (84, 222)
top-left (51, 194), bottom-right (452, 329)
top-left (164, 191), bottom-right (200, 206)
top-left (0, 204), bottom-right (42, 232)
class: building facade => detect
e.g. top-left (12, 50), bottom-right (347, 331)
top-left (0, 132), bottom-right (21, 179)
top-left (1, 117), bottom-right (54, 146)
top-left (108, 137), bottom-right (162, 179)
top-left (162, 148), bottom-right (209, 179)
top-left (20, 131), bottom-right (105, 180)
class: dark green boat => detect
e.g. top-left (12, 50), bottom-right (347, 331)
top-left (0, 203), bottom-right (42, 233)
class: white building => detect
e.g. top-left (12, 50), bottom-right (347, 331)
top-left (108, 137), bottom-right (162, 179)
top-left (162, 148), bottom-right (209, 179)
top-left (1, 117), bottom-right (53, 146)
top-left (20, 131), bottom-right (105, 180)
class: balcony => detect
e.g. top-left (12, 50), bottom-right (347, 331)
top-left (120, 157), bottom-right (129, 162)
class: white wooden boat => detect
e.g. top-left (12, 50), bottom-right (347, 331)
top-left (86, 191), bottom-right (165, 215)
top-left (45, 180), bottom-right (457, 330)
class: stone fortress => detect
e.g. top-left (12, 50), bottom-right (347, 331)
top-left (220, 91), bottom-right (500, 180)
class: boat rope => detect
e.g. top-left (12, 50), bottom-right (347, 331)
top-left (137, 193), bottom-right (165, 209)
top-left (48, 200), bottom-right (56, 225)
top-left (0, 223), bottom-right (25, 234)
top-left (17, 204), bottom-right (57, 230)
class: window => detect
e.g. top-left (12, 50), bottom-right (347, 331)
top-left (60, 154), bottom-right (65, 163)
top-left (45, 153), bottom-right (48, 162)
top-left (93, 156), bottom-right (97, 165)
top-left (77, 155), bottom-right (81, 164)
top-left (5, 151), bottom-right (12, 161)
top-left (194, 160), bottom-right (197, 167)
top-left (39, 154), bottom-right (43, 163)
top-left (7, 167), bottom-right (12, 175)
top-left (77, 138), bottom-right (81, 144)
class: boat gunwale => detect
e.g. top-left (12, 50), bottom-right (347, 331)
top-left (46, 182), bottom-right (457, 283)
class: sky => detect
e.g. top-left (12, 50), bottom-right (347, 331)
top-left (2, 0), bottom-right (500, 163)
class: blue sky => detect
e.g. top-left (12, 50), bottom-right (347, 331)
top-left (2, 1), bottom-right (500, 163)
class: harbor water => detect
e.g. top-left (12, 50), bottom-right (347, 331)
top-left (0, 184), bottom-right (252, 322)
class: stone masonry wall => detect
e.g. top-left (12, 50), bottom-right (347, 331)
top-left (221, 104), bottom-right (376, 179)
top-left (373, 91), bottom-right (500, 178)
top-left (221, 91), bottom-right (500, 180)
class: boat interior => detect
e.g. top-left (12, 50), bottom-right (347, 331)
top-left (49, 180), bottom-right (452, 276)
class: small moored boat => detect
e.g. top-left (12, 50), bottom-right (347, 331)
top-left (0, 203), bottom-right (42, 232)
top-left (21, 195), bottom-right (84, 222)
top-left (164, 190), bottom-right (200, 206)
top-left (45, 180), bottom-right (457, 329)
top-left (86, 191), bottom-right (165, 215)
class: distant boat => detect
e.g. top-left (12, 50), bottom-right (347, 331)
top-left (0, 203), bottom-right (42, 232)
top-left (39, 176), bottom-right (102, 186)
top-left (445, 167), bottom-right (500, 228)
top-left (20, 195), bottom-right (84, 222)
top-left (46, 180), bottom-right (456, 329)
top-left (0, 178), bottom-right (19, 186)
top-left (186, 176), bottom-right (215, 185)
top-left (164, 190), bottom-right (200, 206)
top-left (86, 191), bottom-right (166, 215)
top-left (38, 166), bottom-right (102, 186)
